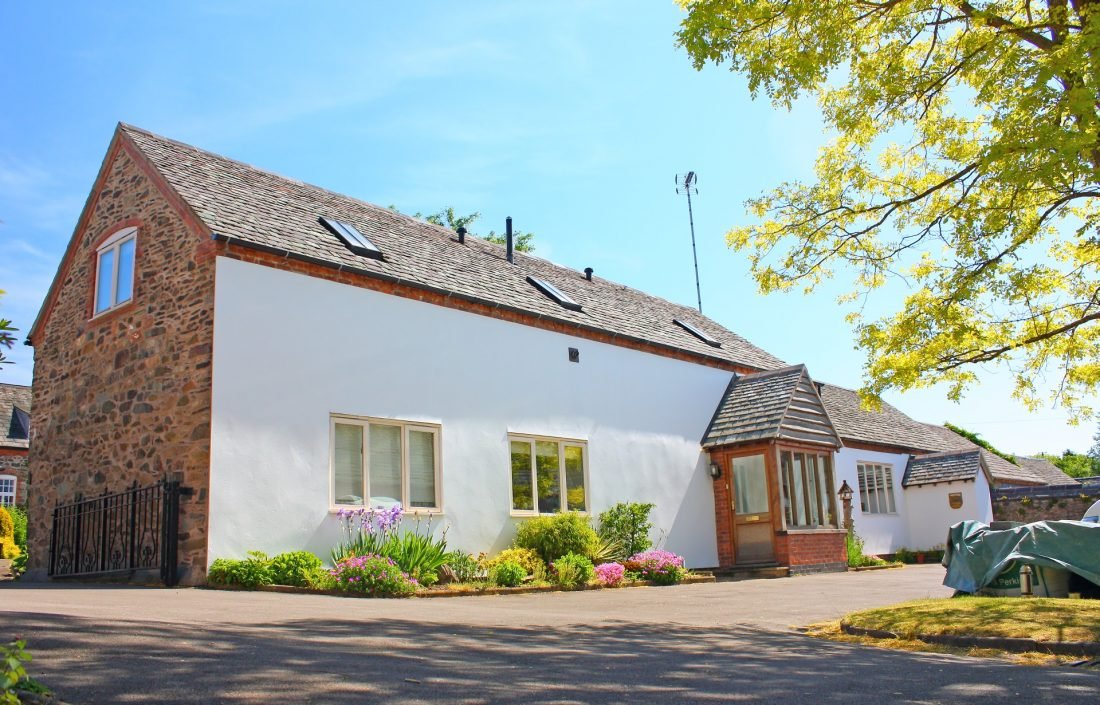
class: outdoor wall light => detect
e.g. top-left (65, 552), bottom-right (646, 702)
top-left (837, 480), bottom-right (854, 503)
top-left (708, 461), bottom-right (723, 480)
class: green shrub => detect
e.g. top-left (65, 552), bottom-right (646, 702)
top-left (0, 508), bottom-right (16, 560)
top-left (2, 639), bottom-right (49, 705)
top-left (207, 551), bottom-right (273, 588)
top-left (270, 551), bottom-right (322, 587)
top-left (597, 502), bottom-right (654, 558)
top-left (552, 552), bottom-right (595, 587)
top-left (381, 526), bottom-right (450, 587)
top-left (893, 547), bottom-right (914, 564)
top-left (303, 565), bottom-right (337, 591)
top-left (480, 547), bottom-right (544, 576)
top-left (845, 525), bottom-right (886, 568)
top-left (514, 513), bottom-right (599, 564)
top-left (330, 554), bottom-right (417, 596)
top-left (490, 560), bottom-right (526, 587)
top-left (6, 506), bottom-right (26, 548)
top-left (443, 552), bottom-right (482, 583)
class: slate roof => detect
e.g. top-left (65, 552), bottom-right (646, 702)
top-left (1016, 457), bottom-right (1078, 486)
top-left (902, 449), bottom-right (983, 487)
top-left (0, 383), bottom-right (31, 449)
top-left (117, 125), bottom-right (786, 372)
top-left (915, 424), bottom-right (1039, 486)
top-left (702, 365), bottom-right (841, 449)
top-left (818, 384), bottom-right (948, 450)
top-left (817, 383), bottom-right (1048, 486)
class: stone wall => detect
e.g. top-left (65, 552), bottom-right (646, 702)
top-left (992, 488), bottom-right (1100, 524)
top-left (0, 449), bottom-right (28, 505)
top-left (27, 137), bottom-right (215, 585)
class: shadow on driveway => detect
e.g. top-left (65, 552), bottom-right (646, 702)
top-left (4, 610), bottom-right (1097, 704)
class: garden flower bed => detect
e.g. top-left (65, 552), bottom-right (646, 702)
top-left (205, 502), bottom-right (710, 598)
top-left (205, 571), bottom-right (715, 599)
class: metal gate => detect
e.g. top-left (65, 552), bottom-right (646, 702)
top-left (48, 480), bottom-right (185, 586)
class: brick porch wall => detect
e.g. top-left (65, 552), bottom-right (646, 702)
top-left (774, 530), bottom-right (847, 574)
top-left (26, 139), bottom-right (215, 585)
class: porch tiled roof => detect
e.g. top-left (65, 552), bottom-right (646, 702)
top-left (118, 125), bottom-right (786, 372)
top-left (902, 449), bottom-right (982, 487)
top-left (702, 365), bottom-right (841, 449)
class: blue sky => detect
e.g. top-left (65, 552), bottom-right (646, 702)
top-left (0, 1), bottom-right (1095, 454)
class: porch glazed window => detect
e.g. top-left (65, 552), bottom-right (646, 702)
top-left (779, 450), bottom-right (837, 529)
top-left (331, 416), bottom-right (440, 510)
top-left (509, 435), bottom-right (587, 514)
top-left (857, 463), bottom-right (897, 514)
top-left (93, 226), bottom-right (137, 315)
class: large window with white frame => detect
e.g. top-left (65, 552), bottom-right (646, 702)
top-left (0, 475), bottom-right (15, 507)
top-left (330, 416), bottom-right (440, 510)
top-left (857, 462), bottom-right (897, 514)
top-left (93, 227), bottom-right (137, 315)
top-left (509, 435), bottom-right (587, 514)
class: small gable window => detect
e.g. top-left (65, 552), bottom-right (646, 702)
top-left (93, 227), bottom-right (137, 315)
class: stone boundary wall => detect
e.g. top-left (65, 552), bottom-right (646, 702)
top-left (991, 482), bottom-right (1100, 524)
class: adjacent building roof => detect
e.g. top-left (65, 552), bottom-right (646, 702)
top-left (902, 449), bottom-right (984, 487)
top-left (1016, 457), bottom-right (1078, 486)
top-left (0, 383), bottom-right (31, 449)
top-left (915, 423), bottom-right (1040, 486)
top-left (817, 383), bottom-right (1057, 487)
top-left (114, 125), bottom-right (786, 372)
top-left (818, 384), bottom-right (950, 451)
top-left (702, 365), bottom-right (841, 449)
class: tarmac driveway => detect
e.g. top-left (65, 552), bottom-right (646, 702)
top-left (2, 565), bottom-right (1096, 704)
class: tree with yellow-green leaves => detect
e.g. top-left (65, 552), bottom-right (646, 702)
top-left (677, 1), bottom-right (1100, 419)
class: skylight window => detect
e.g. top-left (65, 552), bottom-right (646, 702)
top-left (527, 276), bottom-right (582, 311)
top-left (674, 318), bottom-right (721, 347)
top-left (319, 216), bottom-right (383, 260)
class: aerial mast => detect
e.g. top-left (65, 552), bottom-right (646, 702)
top-left (675, 171), bottom-right (702, 313)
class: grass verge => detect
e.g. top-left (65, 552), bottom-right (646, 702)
top-left (806, 596), bottom-right (1100, 666)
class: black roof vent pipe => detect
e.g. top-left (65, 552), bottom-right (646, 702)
top-left (456, 226), bottom-right (466, 244)
top-left (506, 217), bottom-right (514, 263)
top-left (584, 267), bottom-right (593, 281)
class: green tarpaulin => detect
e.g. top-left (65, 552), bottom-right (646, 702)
top-left (943, 520), bottom-right (1100, 594)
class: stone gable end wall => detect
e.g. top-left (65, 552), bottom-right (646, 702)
top-left (27, 144), bottom-right (215, 585)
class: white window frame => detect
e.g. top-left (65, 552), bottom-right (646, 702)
top-left (93, 226), bottom-right (138, 316)
top-left (507, 433), bottom-right (589, 516)
top-left (329, 414), bottom-right (442, 513)
top-left (0, 474), bottom-right (15, 507)
top-left (857, 462), bottom-right (897, 515)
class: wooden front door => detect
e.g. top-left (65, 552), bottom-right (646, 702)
top-left (730, 454), bottom-right (775, 564)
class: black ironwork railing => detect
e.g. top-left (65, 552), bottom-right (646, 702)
top-left (48, 479), bottom-right (185, 586)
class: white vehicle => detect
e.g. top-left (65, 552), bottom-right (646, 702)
top-left (1083, 500), bottom-right (1100, 524)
